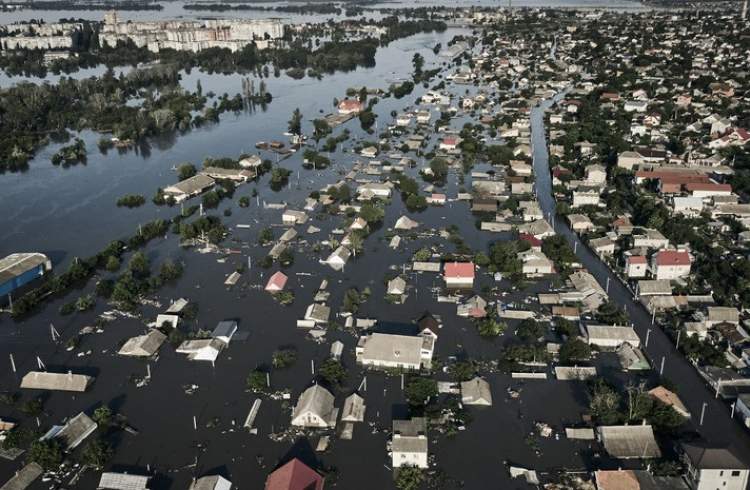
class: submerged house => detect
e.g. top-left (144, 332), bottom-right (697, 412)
top-left (163, 174), bottom-right (215, 202)
top-left (119, 330), bottom-right (167, 357)
top-left (176, 338), bottom-right (225, 363)
top-left (341, 393), bottom-right (366, 423)
top-left (291, 385), bottom-right (338, 429)
top-left (20, 371), bottom-right (94, 392)
top-left (188, 475), bottom-right (232, 490)
top-left (41, 412), bottom-right (97, 451)
top-left (461, 377), bottom-right (492, 406)
top-left (264, 458), bottom-right (324, 490)
top-left (356, 332), bottom-right (435, 370)
top-left (391, 417), bottom-right (428, 469)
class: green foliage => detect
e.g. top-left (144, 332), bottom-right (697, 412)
top-left (588, 379), bottom-right (624, 425)
top-left (318, 358), bottom-right (346, 386)
top-left (20, 398), bottom-right (43, 416)
top-left (475, 318), bottom-right (507, 337)
top-left (2, 427), bottom-right (37, 450)
top-left (447, 361), bottom-right (475, 382)
top-left (79, 439), bottom-right (113, 469)
top-left (178, 163), bottom-right (197, 181)
top-left (116, 194), bottom-right (146, 208)
top-left (516, 319), bottom-right (544, 343)
top-left (246, 369), bottom-right (268, 393)
top-left (92, 406), bottom-right (113, 426)
top-left (559, 338), bottom-right (591, 364)
top-left (272, 349), bottom-right (298, 369)
top-left (404, 377), bottom-right (437, 406)
top-left (413, 248), bottom-right (432, 262)
top-left (343, 288), bottom-right (363, 313)
top-left (395, 466), bottom-right (425, 490)
top-left (541, 235), bottom-right (576, 272)
top-left (27, 439), bottom-right (63, 470)
top-left (105, 255), bottom-right (120, 272)
top-left (488, 240), bottom-right (528, 275)
top-left (360, 202), bottom-right (385, 224)
top-left (595, 301), bottom-right (629, 325)
top-left (128, 251), bottom-right (150, 279)
top-left (288, 108), bottom-right (302, 135)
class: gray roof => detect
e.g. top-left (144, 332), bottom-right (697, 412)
top-left (358, 333), bottom-right (424, 367)
top-left (119, 330), bottom-right (166, 357)
top-left (0, 253), bottom-right (49, 285)
top-left (597, 425), bottom-right (661, 459)
top-left (53, 412), bottom-right (97, 450)
top-left (293, 385), bottom-right (335, 423)
top-left (0, 463), bottom-right (43, 490)
top-left (212, 320), bottom-right (238, 340)
top-left (98, 473), bottom-right (150, 490)
top-left (164, 174), bottom-right (214, 196)
top-left (683, 444), bottom-right (748, 470)
top-left (188, 475), bottom-right (232, 490)
top-left (341, 393), bottom-right (366, 422)
top-left (461, 377), bottom-right (492, 406)
top-left (586, 325), bottom-right (640, 343)
top-left (392, 417), bottom-right (428, 454)
top-left (20, 371), bottom-right (93, 392)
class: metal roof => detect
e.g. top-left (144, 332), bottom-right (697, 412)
top-left (0, 253), bottom-right (49, 285)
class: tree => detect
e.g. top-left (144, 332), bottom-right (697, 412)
top-left (105, 255), bottom-right (120, 272)
top-left (404, 377), bottom-right (437, 406)
top-left (360, 202), bottom-right (384, 224)
top-left (93, 406), bottom-right (113, 427)
top-left (448, 360), bottom-right (475, 382)
top-left (516, 319), bottom-right (544, 343)
top-left (128, 251), bottom-right (150, 278)
top-left (395, 466), bottom-right (425, 490)
top-left (246, 369), bottom-right (268, 392)
top-left (80, 439), bottom-right (112, 469)
top-left (177, 163), bottom-right (197, 181)
top-left (475, 318), bottom-right (507, 337)
top-left (272, 349), bottom-right (297, 369)
top-left (288, 108), bottom-right (302, 136)
top-left (595, 301), bottom-right (629, 324)
top-left (559, 338), bottom-right (591, 364)
top-left (318, 358), bottom-right (346, 386)
top-left (27, 440), bottom-right (63, 469)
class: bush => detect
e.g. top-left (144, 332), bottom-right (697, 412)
top-left (116, 194), bottom-right (146, 208)
top-left (475, 318), bottom-right (507, 337)
top-left (272, 349), bottom-right (298, 369)
top-left (404, 377), bottom-right (437, 406)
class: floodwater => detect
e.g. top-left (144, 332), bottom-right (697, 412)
top-left (0, 26), bottom-right (602, 490)
top-left (530, 99), bottom-right (750, 460)
top-left (0, 0), bottom-right (650, 24)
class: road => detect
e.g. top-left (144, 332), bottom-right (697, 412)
top-left (530, 96), bottom-right (750, 460)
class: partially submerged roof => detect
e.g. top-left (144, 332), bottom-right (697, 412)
top-left (341, 393), bottom-right (366, 422)
top-left (264, 458), bottom-right (324, 490)
top-left (119, 330), bottom-right (167, 357)
top-left (98, 473), bottom-right (150, 490)
top-left (461, 377), bottom-right (492, 406)
top-left (188, 475), bottom-right (232, 490)
top-left (20, 371), bottom-right (94, 392)
top-left (597, 425), bottom-right (661, 459)
top-left (0, 463), bottom-right (43, 490)
top-left (682, 443), bottom-right (748, 470)
top-left (0, 253), bottom-right (49, 286)
top-left (43, 412), bottom-right (97, 450)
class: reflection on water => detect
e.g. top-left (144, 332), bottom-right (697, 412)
top-left (0, 28), bottom-right (469, 264)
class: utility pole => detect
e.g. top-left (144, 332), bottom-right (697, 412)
top-left (700, 402), bottom-right (707, 426)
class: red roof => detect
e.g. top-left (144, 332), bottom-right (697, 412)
top-left (265, 271), bottom-right (288, 292)
top-left (442, 137), bottom-right (458, 146)
top-left (444, 262), bottom-right (475, 279)
top-left (519, 233), bottom-right (542, 247)
top-left (655, 250), bottom-right (691, 267)
top-left (265, 459), bottom-right (324, 490)
top-left (338, 99), bottom-right (362, 111)
top-left (684, 182), bottom-right (732, 192)
top-left (627, 255), bottom-right (647, 264)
